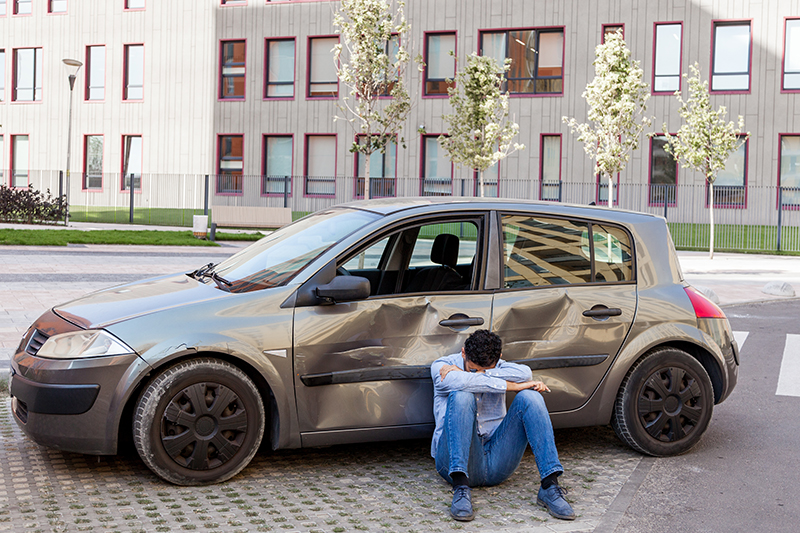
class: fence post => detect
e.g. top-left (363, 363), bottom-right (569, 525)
top-left (204, 174), bottom-right (209, 216)
top-left (284, 175), bottom-right (289, 208)
top-left (663, 184), bottom-right (668, 220)
top-left (777, 187), bottom-right (783, 252)
top-left (129, 174), bottom-right (135, 224)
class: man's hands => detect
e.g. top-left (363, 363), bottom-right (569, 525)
top-left (439, 364), bottom-right (550, 393)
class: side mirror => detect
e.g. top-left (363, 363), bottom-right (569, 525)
top-left (315, 275), bottom-right (371, 304)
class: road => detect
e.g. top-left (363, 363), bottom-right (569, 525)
top-left (608, 299), bottom-right (800, 533)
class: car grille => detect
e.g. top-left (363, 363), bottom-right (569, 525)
top-left (25, 330), bottom-right (49, 356)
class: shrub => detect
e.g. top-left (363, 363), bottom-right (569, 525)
top-left (0, 184), bottom-right (68, 224)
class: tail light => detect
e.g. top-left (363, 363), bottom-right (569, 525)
top-left (684, 286), bottom-right (726, 319)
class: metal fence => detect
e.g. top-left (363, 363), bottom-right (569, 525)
top-left (22, 170), bottom-right (800, 253)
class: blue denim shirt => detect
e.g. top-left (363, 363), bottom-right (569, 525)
top-left (430, 352), bottom-right (532, 457)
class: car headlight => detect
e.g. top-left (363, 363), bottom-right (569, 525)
top-left (37, 330), bottom-right (135, 359)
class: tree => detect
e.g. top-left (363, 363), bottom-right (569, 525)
top-left (333, 0), bottom-right (415, 199)
top-left (438, 53), bottom-right (523, 197)
top-left (563, 30), bottom-right (651, 208)
top-left (660, 62), bottom-right (749, 259)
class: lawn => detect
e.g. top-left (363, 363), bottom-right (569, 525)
top-left (0, 229), bottom-right (264, 247)
top-left (668, 222), bottom-right (800, 255)
top-left (69, 206), bottom-right (310, 227)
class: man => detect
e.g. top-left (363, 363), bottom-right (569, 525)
top-left (430, 329), bottom-right (575, 522)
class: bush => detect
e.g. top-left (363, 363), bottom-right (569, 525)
top-left (0, 184), bottom-right (68, 224)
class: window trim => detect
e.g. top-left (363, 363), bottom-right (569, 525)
top-left (216, 134), bottom-right (245, 196)
top-left (539, 133), bottom-right (562, 201)
top-left (264, 37), bottom-right (296, 101)
top-left (601, 23), bottom-right (624, 43)
top-left (477, 25), bottom-right (565, 98)
top-left (306, 35), bottom-right (340, 100)
top-left (120, 134), bottom-right (143, 192)
top-left (706, 135), bottom-right (748, 209)
top-left (10, 134), bottom-right (30, 189)
top-left (652, 21), bottom-right (683, 95)
top-left (777, 133), bottom-right (800, 210)
top-left (0, 48), bottom-right (6, 102)
top-left (647, 133), bottom-right (679, 208)
top-left (12, 0), bottom-right (31, 16)
top-left (219, 39), bottom-right (247, 101)
top-left (303, 133), bottom-right (337, 198)
top-left (710, 19), bottom-right (752, 95)
top-left (48, 0), bottom-right (68, 14)
top-left (85, 44), bottom-right (106, 102)
top-left (261, 134), bottom-right (294, 197)
top-left (123, 43), bottom-right (144, 102)
top-left (423, 30), bottom-right (457, 99)
top-left (354, 133), bottom-right (398, 199)
top-left (82, 134), bottom-right (104, 191)
top-left (12, 47), bottom-right (43, 103)
top-left (782, 17), bottom-right (800, 93)
top-left (419, 133), bottom-right (454, 196)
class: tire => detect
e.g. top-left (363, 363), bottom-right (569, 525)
top-left (612, 347), bottom-right (714, 457)
top-left (133, 358), bottom-right (265, 485)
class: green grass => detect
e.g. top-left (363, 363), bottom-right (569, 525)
top-left (0, 229), bottom-right (263, 247)
top-left (669, 222), bottom-right (800, 255)
top-left (68, 206), bottom-right (308, 228)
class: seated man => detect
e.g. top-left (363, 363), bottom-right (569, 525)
top-left (430, 330), bottom-right (575, 522)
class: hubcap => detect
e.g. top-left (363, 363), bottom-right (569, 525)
top-left (636, 366), bottom-right (705, 443)
top-left (160, 382), bottom-right (248, 470)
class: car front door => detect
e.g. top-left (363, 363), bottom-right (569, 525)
top-left (491, 212), bottom-right (637, 412)
top-left (292, 214), bottom-right (495, 446)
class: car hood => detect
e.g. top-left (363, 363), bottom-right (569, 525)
top-left (54, 273), bottom-right (229, 329)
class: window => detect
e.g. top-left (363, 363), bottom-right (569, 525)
top-left (123, 44), bottom-right (144, 100)
top-left (480, 28), bottom-right (563, 95)
top-left (11, 135), bottom-right (28, 188)
top-left (221, 0), bottom-right (246, 4)
top-left (375, 35), bottom-right (399, 97)
top-left (711, 21), bottom-right (751, 92)
top-left (425, 32), bottom-right (455, 96)
top-left (649, 135), bottom-right (677, 206)
top-left (14, 0), bottom-right (31, 15)
top-left (602, 24), bottom-right (623, 42)
top-left (308, 37), bottom-right (338, 98)
top-left (779, 135), bottom-right (800, 207)
top-left (784, 19), bottom-right (800, 91)
top-left (125, 0), bottom-right (144, 9)
top-left (263, 135), bottom-right (293, 195)
top-left (421, 135), bottom-right (452, 196)
top-left (0, 136), bottom-right (4, 182)
top-left (501, 215), bottom-right (633, 288)
top-left (83, 135), bottom-right (103, 190)
top-left (305, 135), bottom-right (336, 196)
top-left (49, 0), bottom-right (67, 13)
top-left (13, 48), bottom-right (43, 101)
top-left (220, 40), bottom-right (246, 99)
top-left (265, 39), bottom-right (294, 98)
top-left (0, 0), bottom-right (5, 15)
top-left (122, 135), bottom-right (142, 191)
top-left (86, 46), bottom-right (105, 100)
top-left (712, 137), bottom-right (747, 207)
top-left (540, 135), bottom-right (561, 201)
top-left (0, 50), bottom-right (5, 101)
top-left (653, 23), bottom-right (682, 93)
top-left (355, 136), bottom-right (396, 198)
top-left (217, 135), bottom-right (244, 194)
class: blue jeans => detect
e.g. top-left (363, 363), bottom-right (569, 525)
top-left (435, 390), bottom-right (563, 487)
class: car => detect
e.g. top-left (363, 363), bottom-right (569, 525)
top-left (10, 198), bottom-right (738, 485)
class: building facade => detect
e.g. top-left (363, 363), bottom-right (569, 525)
top-left (2, 0), bottom-right (800, 228)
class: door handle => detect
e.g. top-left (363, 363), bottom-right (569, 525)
top-left (583, 306), bottom-right (622, 318)
top-left (439, 315), bottom-right (485, 328)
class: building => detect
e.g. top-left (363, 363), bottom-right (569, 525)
top-left (1, 0), bottom-right (799, 240)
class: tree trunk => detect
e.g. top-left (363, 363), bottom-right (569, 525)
top-left (708, 179), bottom-right (715, 260)
top-left (364, 150), bottom-right (371, 200)
top-left (479, 168), bottom-right (485, 198)
top-left (607, 173), bottom-right (613, 208)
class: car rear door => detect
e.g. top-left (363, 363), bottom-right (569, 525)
top-left (491, 212), bottom-right (637, 412)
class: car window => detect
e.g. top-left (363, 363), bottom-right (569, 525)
top-left (502, 215), bottom-right (592, 288)
top-left (341, 237), bottom-right (390, 271)
top-left (590, 224), bottom-right (633, 282)
top-left (408, 222), bottom-right (477, 269)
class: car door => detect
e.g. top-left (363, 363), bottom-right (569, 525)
top-left (491, 212), bottom-right (637, 412)
top-left (292, 214), bottom-right (494, 446)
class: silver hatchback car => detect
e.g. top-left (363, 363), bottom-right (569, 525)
top-left (11, 198), bottom-right (738, 485)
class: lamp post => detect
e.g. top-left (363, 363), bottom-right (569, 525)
top-left (63, 58), bottom-right (83, 224)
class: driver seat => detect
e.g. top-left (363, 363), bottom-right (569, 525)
top-left (405, 234), bottom-right (464, 292)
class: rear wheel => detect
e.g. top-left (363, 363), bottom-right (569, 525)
top-left (133, 358), bottom-right (265, 485)
top-left (612, 347), bottom-right (714, 456)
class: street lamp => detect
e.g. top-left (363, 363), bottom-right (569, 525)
top-left (63, 58), bottom-right (83, 224)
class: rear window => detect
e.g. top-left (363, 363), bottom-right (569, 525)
top-left (501, 214), bottom-right (633, 288)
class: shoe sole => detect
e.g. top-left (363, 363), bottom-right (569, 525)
top-left (450, 510), bottom-right (474, 522)
top-left (537, 497), bottom-right (576, 521)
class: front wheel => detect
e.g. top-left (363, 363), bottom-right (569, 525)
top-left (133, 358), bottom-right (265, 485)
top-left (612, 347), bottom-right (714, 456)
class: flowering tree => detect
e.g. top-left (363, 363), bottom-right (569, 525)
top-left (438, 53), bottom-right (523, 197)
top-left (563, 30), bottom-right (651, 207)
top-left (661, 62), bottom-right (748, 259)
top-left (333, 0), bottom-right (415, 199)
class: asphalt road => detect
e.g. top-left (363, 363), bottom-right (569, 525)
top-left (610, 299), bottom-right (800, 533)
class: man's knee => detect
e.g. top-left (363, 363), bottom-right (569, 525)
top-left (448, 390), bottom-right (477, 413)
top-left (514, 389), bottom-right (547, 414)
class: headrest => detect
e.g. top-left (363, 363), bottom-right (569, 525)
top-left (430, 234), bottom-right (459, 267)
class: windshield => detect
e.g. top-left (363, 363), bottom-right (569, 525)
top-left (212, 208), bottom-right (380, 293)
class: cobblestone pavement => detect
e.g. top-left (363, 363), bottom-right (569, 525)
top-left (0, 396), bottom-right (639, 533)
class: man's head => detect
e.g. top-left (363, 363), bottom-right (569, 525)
top-left (462, 329), bottom-right (502, 371)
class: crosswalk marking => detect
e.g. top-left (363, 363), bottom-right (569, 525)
top-left (776, 334), bottom-right (800, 397)
top-left (733, 331), bottom-right (749, 351)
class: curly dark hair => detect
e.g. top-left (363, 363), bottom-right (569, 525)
top-left (463, 330), bottom-right (502, 368)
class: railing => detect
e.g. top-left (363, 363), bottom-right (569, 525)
top-left (14, 169), bottom-right (800, 253)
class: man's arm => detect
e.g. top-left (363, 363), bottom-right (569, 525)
top-left (484, 359), bottom-right (533, 383)
top-left (431, 355), bottom-right (507, 394)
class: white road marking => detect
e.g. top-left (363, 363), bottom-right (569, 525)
top-left (776, 334), bottom-right (800, 397)
top-left (733, 331), bottom-right (749, 351)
